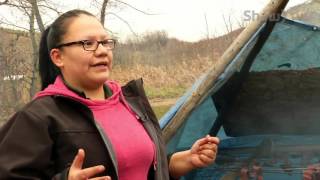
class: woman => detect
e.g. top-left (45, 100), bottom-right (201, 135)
top-left (0, 9), bottom-right (219, 180)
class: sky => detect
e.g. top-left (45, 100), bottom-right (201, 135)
top-left (109, 0), bottom-right (307, 41)
top-left (0, 0), bottom-right (307, 42)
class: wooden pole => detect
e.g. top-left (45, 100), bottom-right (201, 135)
top-left (162, 0), bottom-right (289, 143)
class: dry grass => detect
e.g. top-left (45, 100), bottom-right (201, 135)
top-left (111, 58), bottom-right (216, 118)
top-left (111, 58), bottom-right (214, 96)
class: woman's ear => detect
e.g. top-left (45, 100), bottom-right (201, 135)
top-left (50, 49), bottom-right (64, 68)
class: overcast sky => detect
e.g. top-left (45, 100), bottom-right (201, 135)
top-left (0, 0), bottom-right (307, 42)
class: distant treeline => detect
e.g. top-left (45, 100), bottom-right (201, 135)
top-left (113, 29), bottom-right (242, 67)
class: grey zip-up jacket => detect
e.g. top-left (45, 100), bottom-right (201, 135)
top-left (0, 79), bottom-right (171, 180)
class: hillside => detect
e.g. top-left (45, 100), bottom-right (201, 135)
top-left (284, 0), bottom-right (320, 26)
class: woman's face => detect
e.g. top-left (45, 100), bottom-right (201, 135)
top-left (52, 14), bottom-right (113, 90)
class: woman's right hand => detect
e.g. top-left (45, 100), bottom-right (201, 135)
top-left (68, 149), bottom-right (111, 180)
top-left (303, 164), bottom-right (320, 180)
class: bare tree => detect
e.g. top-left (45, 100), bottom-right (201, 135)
top-left (29, 0), bottom-right (45, 32)
top-left (0, 0), bottom-right (53, 98)
top-left (5, 0), bottom-right (45, 97)
top-left (28, 2), bottom-right (40, 96)
top-left (0, 0), bottom-right (56, 122)
top-left (222, 13), bottom-right (234, 34)
top-left (0, 31), bottom-right (32, 122)
top-left (100, 0), bottom-right (108, 26)
top-left (204, 13), bottom-right (210, 40)
top-left (93, 0), bottom-right (157, 36)
top-left (235, 16), bottom-right (248, 29)
top-left (222, 13), bottom-right (239, 45)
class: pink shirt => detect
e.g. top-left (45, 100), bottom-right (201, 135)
top-left (35, 77), bottom-right (155, 180)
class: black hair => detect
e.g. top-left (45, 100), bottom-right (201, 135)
top-left (39, 9), bottom-right (95, 90)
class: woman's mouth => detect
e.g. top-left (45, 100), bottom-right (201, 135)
top-left (92, 62), bottom-right (108, 67)
top-left (91, 62), bottom-right (109, 71)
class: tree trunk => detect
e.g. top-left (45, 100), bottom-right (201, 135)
top-left (100, 0), bottom-right (109, 26)
top-left (29, 0), bottom-right (45, 32)
top-left (28, 7), bottom-right (39, 98)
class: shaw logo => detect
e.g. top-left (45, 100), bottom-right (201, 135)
top-left (243, 10), bottom-right (282, 22)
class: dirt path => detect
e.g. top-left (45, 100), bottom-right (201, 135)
top-left (149, 98), bottom-right (178, 107)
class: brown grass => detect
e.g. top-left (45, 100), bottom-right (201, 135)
top-left (111, 58), bottom-right (216, 118)
top-left (111, 58), bottom-right (214, 90)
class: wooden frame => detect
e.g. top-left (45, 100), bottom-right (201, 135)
top-left (162, 0), bottom-right (290, 143)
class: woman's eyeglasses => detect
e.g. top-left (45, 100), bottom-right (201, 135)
top-left (55, 39), bottom-right (116, 51)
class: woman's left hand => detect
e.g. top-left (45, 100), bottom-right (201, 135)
top-left (189, 135), bottom-right (219, 168)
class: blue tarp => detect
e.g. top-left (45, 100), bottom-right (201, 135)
top-left (160, 17), bottom-right (320, 179)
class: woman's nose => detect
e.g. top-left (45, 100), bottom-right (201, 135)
top-left (94, 43), bottom-right (110, 56)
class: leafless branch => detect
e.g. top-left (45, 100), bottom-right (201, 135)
top-left (222, 14), bottom-right (233, 33)
top-left (114, 0), bottom-right (159, 15)
top-left (38, 4), bottom-right (60, 14)
top-left (104, 27), bottom-right (115, 35)
top-left (0, 0), bottom-right (8, 5)
top-left (108, 12), bottom-right (137, 36)
top-left (42, 0), bottom-right (60, 10)
top-left (235, 16), bottom-right (247, 29)
top-left (4, 2), bottom-right (30, 9)
top-left (204, 13), bottom-right (209, 40)
top-left (0, 19), bottom-right (30, 31)
top-left (3, 1), bottom-right (31, 16)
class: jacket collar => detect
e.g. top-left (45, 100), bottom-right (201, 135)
top-left (61, 76), bottom-right (113, 99)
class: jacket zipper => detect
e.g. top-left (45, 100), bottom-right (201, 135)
top-left (153, 143), bottom-right (158, 171)
top-left (130, 81), bottom-right (164, 179)
top-left (122, 94), bottom-right (160, 177)
top-left (142, 113), bottom-right (162, 179)
top-left (135, 114), bottom-right (158, 171)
